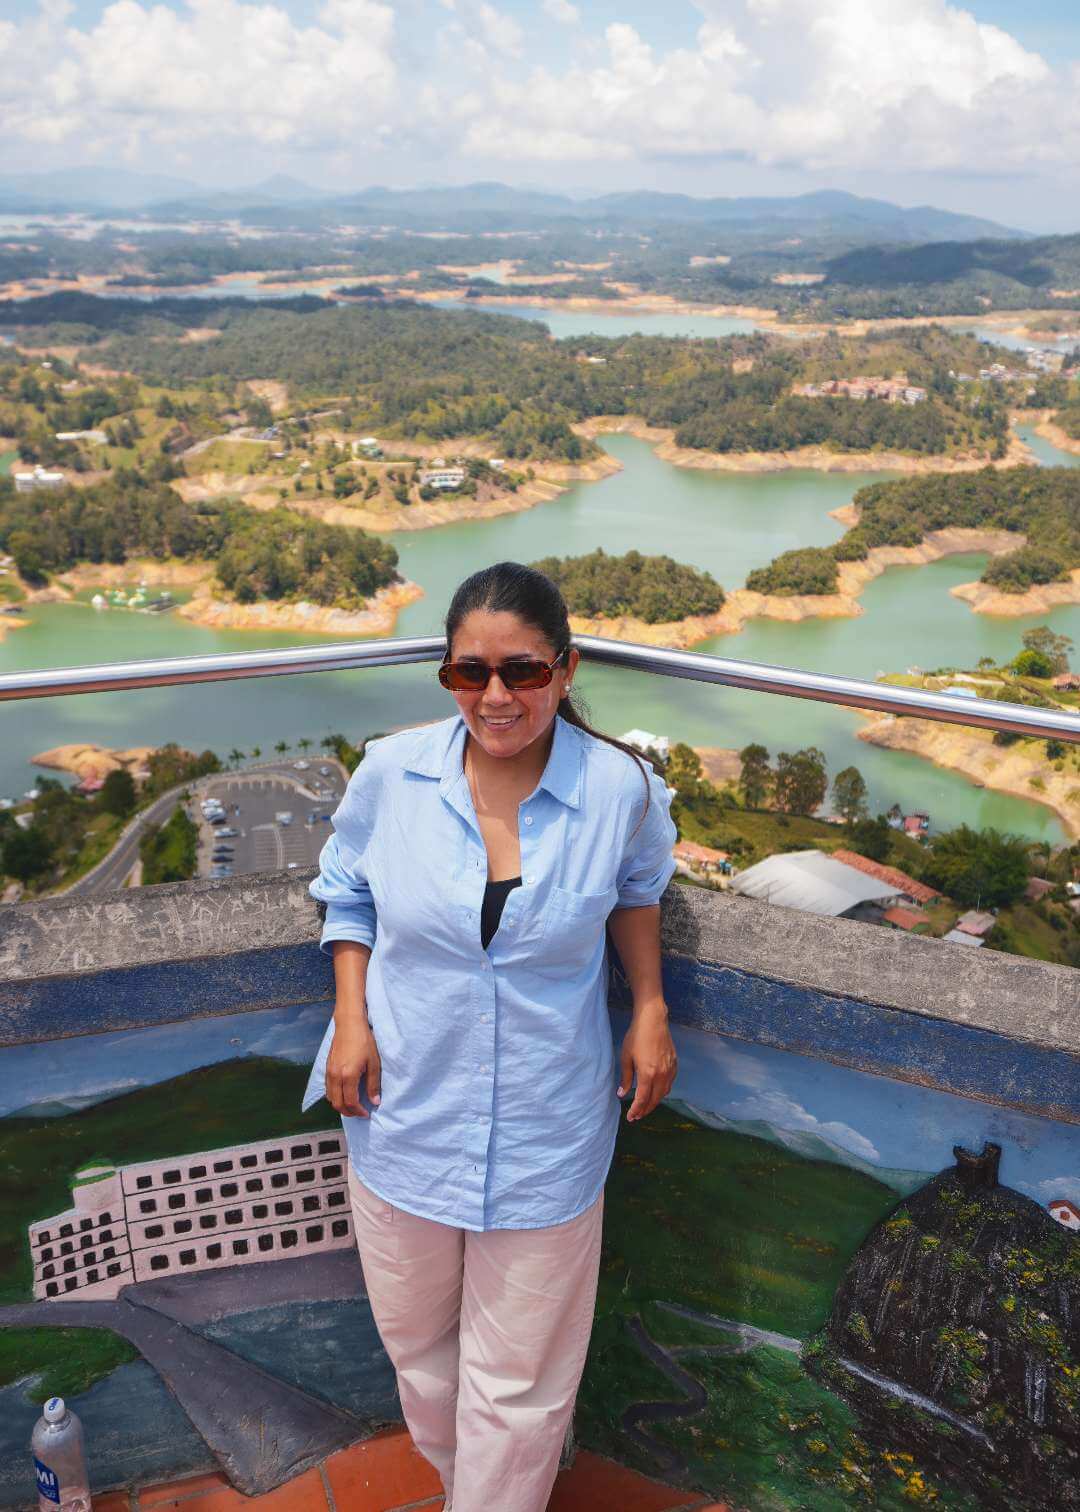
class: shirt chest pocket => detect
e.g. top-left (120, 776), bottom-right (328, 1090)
top-left (522, 883), bottom-right (619, 976)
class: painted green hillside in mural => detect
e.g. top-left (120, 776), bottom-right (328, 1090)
top-left (577, 1107), bottom-right (976, 1511)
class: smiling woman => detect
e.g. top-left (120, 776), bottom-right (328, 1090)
top-left (304, 559), bottom-right (678, 1512)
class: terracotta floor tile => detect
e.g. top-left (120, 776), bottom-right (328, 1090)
top-left (547, 1451), bottom-right (696, 1511)
top-left (139, 1473), bottom-right (231, 1507)
top-left (137, 1467), bottom-right (326, 1512)
top-left (324, 1429), bottom-right (444, 1511)
top-left (92, 1494), bottom-right (133, 1512)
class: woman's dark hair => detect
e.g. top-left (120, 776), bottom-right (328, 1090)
top-left (445, 561), bottom-right (653, 811)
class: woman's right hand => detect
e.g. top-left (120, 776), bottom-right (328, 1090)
top-left (325, 1016), bottom-right (382, 1118)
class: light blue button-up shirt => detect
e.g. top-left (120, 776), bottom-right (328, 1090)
top-left (302, 712), bottom-right (676, 1231)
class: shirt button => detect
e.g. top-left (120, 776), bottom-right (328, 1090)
top-left (524, 816), bottom-right (533, 826)
top-left (479, 1014), bottom-right (489, 1023)
top-left (525, 875), bottom-right (535, 885)
top-left (479, 1064), bottom-right (490, 1074)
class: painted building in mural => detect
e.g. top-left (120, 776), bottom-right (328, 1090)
top-left (28, 1130), bottom-right (352, 1300)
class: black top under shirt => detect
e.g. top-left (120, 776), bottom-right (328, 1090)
top-left (481, 876), bottom-right (521, 949)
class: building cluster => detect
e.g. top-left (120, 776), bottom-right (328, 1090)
top-left (730, 848), bottom-right (941, 932)
top-left (28, 1130), bottom-right (354, 1301)
top-left (793, 377), bottom-right (927, 404)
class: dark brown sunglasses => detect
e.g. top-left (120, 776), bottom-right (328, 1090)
top-left (438, 648), bottom-right (568, 692)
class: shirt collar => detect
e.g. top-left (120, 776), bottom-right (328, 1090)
top-left (403, 714), bottom-right (582, 809)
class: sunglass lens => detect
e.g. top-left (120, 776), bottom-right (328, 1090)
top-left (501, 662), bottom-right (550, 690)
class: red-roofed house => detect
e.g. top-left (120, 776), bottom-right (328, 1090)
top-left (1049, 1198), bottom-right (1080, 1231)
top-left (1052, 673), bottom-right (1080, 691)
top-left (831, 850), bottom-right (941, 907)
top-left (882, 906), bottom-right (929, 934)
top-left (1025, 876), bottom-right (1055, 902)
top-left (956, 909), bottom-right (997, 937)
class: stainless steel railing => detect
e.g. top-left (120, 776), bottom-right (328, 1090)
top-left (1, 634), bottom-right (1078, 743)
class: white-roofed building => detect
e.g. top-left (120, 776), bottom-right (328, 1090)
top-left (730, 850), bottom-right (902, 918)
top-left (620, 729), bottom-right (670, 763)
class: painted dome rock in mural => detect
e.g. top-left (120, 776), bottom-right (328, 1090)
top-left (807, 1142), bottom-right (1080, 1510)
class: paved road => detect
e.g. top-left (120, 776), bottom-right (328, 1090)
top-left (194, 760), bottom-right (347, 881)
top-left (64, 785), bottom-right (187, 898)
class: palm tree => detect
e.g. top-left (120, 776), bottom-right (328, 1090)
top-left (250, 746), bottom-right (262, 762)
top-left (228, 747), bottom-right (245, 769)
top-left (298, 737), bottom-right (313, 756)
top-left (275, 740), bottom-right (288, 757)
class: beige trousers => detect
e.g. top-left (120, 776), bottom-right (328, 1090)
top-left (347, 1165), bottom-right (604, 1512)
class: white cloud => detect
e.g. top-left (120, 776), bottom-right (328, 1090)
top-left (542, 0), bottom-right (580, 25)
top-left (0, 0), bottom-right (1076, 184)
top-left (683, 1034), bottom-right (880, 1164)
top-left (1038, 1176), bottom-right (1080, 1208)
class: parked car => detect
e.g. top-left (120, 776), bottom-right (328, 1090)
top-left (207, 812), bottom-right (227, 825)
top-left (216, 826), bottom-right (239, 838)
top-left (318, 765), bottom-right (332, 776)
top-left (275, 810), bottom-right (294, 826)
top-left (294, 760), bottom-right (310, 771)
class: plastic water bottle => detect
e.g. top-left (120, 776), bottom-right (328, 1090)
top-left (31, 1398), bottom-right (90, 1512)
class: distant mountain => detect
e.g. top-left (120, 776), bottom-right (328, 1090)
top-left (0, 173), bottom-right (1023, 243)
top-left (667, 1097), bottom-right (928, 1195)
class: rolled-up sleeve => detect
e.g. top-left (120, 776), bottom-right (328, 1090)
top-left (309, 753), bottom-right (382, 953)
top-left (615, 765), bottom-right (677, 909)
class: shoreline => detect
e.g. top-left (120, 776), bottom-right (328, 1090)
top-left (177, 450), bottom-right (622, 533)
top-left (567, 525), bottom-right (1024, 649)
top-left (573, 414), bottom-right (1032, 475)
top-left (32, 742), bottom-right (163, 781)
top-left (17, 559), bottom-right (426, 637)
top-left (857, 711), bottom-right (1079, 839)
top-left (1033, 416), bottom-right (1080, 458)
top-left (951, 567), bottom-right (1080, 618)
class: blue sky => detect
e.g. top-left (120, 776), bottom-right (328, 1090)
top-left (3, 0), bottom-right (1080, 229)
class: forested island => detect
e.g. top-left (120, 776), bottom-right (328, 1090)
top-left (0, 471), bottom-right (404, 612)
top-left (747, 467), bottom-right (1080, 598)
top-left (531, 548), bottom-right (724, 623)
top-left (0, 295), bottom-right (1020, 466)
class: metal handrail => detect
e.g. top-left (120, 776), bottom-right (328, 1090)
top-left (1, 634), bottom-right (1078, 743)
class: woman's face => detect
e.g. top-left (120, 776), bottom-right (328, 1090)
top-left (448, 609), bottom-right (580, 761)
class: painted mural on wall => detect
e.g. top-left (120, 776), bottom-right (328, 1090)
top-left (578, 1021), bottom-right (1080, 1512)
top-left (1, 1003), bottom-right (1079, 1508)
top-left (0, 1003), bottom-right (399, 1502)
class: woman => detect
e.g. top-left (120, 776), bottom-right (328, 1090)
top-left (302, 561), bottom-right (678, 1511)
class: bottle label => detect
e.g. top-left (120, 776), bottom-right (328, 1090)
top-left (34, 1459), bottom-right (61, 1504)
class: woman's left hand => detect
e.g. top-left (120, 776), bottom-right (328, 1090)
top-left (617, 1005), bottom-right (677, 1122)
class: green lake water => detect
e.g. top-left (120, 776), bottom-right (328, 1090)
top-left (2, 427), bottom-right (1079, 840)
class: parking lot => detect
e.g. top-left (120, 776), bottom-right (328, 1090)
top-left (192, 760), bottom-right (348, 880)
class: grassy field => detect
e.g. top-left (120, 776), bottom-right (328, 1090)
top-left (678, 804), bottom-right (929, 874)
top-left (577, 1107), bottom-right (972, 1510)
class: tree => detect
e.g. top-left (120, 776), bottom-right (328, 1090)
top-left (849, 814), bottom-right (892, 862)
top-left (1021, 626), bottom-right (1073, 676)
top-left (275, 740), bottom-right (289, 757)
top-left (1011, 648), bottom-right (1054, 679)
top-left (666, 743), bottom-right (705, 800)
top-left (832, 765), bottom-right (869, 824)
top-left (98, 768), bottom-right (136, 819)
top-left (2, 825), bottom-right (54, 884)
top-left (298, 737), bottom-right (312, 755)
top-left (250, 746), bottom-right (262, 762)
top-left (774, 747), bottom-right (827, 816)
top-left (228, 747), bottom-right (245, 769)
top-left (922, 825), bottom-right (1030, 909)
top-left (739, 744), bottom-right (771, 809)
